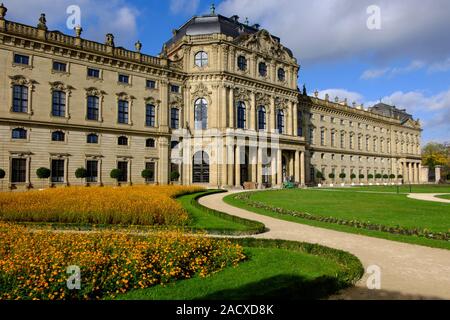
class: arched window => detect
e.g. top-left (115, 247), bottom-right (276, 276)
top-left (118, 136), bottom-right (128, 146)
top-left (170, 107), bottom-right (179, 129)
top-left (194, 51), bottom-right (208, 68)
top-left (278, 68), bottom-right (286, 81)
top-left (193, 151), bottom-right (210, 183)
top-left (52, 131), bottom-right (65, 142)
top-left (87, 133), bottom-right (98, 144)
top-left (194, 98), bottom-right (208, 130)
top-left (12, 128), bottom-right (27, 139)
top-left (146, 138), bottom-right (156, 148)
top-left (237, 56), bottom-right (247, 71)
top-left (277, 109), bottom-right (285, 134)
top-left (257, 106), bottom-right (266, 131)
top-left (236, 101), bottom-right (246, 129)
top-left (259, 62), bottom-right (267, 77)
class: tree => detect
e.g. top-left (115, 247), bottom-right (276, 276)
top-left (422, 142), bottom-right (449, 180)
top-left (359, 174), bottom-right (365, 180)
top-left (368, 174), bottom-right (374, 180)
top-left (0, 168), bottom-right (5, 191)
top-left (75, 168), bottom-right (87, 185)
top-left (375, 173), bottom-right (382, 180)
top-left (141, 169), bottom-right (153, 184)
top-left (36, 167), bottom-right (51, 188)
top-left (110, 169), bottom-right (123, 185)
top-left (328, 173), bottom-right (335, 181)
top-left (389, 174), bottom-right (396, 180)
top-left (397, 174), bottom-right (403, 179)
top-left (350, 174), bottom-right (357, 180)
top-left (339, 173), bottom-right (346, 181)
top-left (383, 174), bottom-right (389, 180)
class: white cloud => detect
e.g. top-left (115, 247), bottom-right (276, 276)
top-left (428, 57), bottom-right (450, 73)
top-left (361, 60), bottom-right (426, 80)
top-left (2, 0), bottom-right (139, 49)
top-left (317, 89), bottom-right (364, 104)
top-left (169, 0), bottom-right (200, 15)
top-left (218, 0), bottom-right (450, 65)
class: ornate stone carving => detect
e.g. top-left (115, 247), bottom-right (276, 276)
top-left (170, 94), bottom-right (184, 108)
top-left (135, 40), bottom-right (142, 53)
top-left (234, 87), bottom-right (251, 103)
top-left (144, 96), bottom-right (160, 105)
top-left (37, 13), bottom-right (47, 31)
top-left (237, 29), bottom-right (295, 63)
top-left (0, 3), bottom-right (8, 19)
top-left (85, 87), bottom-right (105, 97)
top-left (116, 92), bottom-right (134, 101)
top-left (275, 97), bottom-right (289, 110)
top-left (105, 33), bottom-right (115, 47)
top-left (10, 75), bottom-right (32, 86)
top-left (255, 92), bottom-right (271, 107)
top-left (191, 82), bottom-right (212, 102)
top-left (49, 81), bottom-right (73, 93)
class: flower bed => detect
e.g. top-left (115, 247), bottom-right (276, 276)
top-left (0, 223), bottom-right (245, 300)
top-left (0, 186), bottom-right (203, 226)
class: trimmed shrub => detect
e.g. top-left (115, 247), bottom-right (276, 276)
top-left (389, 174), bottom-right (396, 179)
top-left (110, 169), bottom-right (123, 181)
top-left (339, 173), bottom-right (346, 180)
top-left (375, 174), bottom-right (382, 179)
top-left (398, 175), bottom-right (403, 179)
top-left (359, 174), bottom-right (365, 179)
top-left (350, 174), bottom-right (357, 180)
top-left (328, 173), bottom-right (335, 179)
top-left (36, 167), bottom-right (51, 180)
top-left (383, 174), bottom-right (389, 179)
top-left (368, 174), bottom-right (374, 180)
top-left (0, 169), bottom-right (5, 180)
top-left (171, 171), bottom-right (180, 182)
top-left (141, 169), bottom-right (153, 181)
top-left (75, 168), bottom-right (87, 180)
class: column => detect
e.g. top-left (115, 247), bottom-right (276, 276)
top-left (250, 93), bottom-right (256, 131)
top-left (221, 144), bottom-right (228, 187)
top-left (98, 158), bottom-right (103, 186)
top-left (300, 151), bottom-right (306, 186)
top-left (25, 156), bottom-right (31, 186)
top-left (127, 160), bottom-right (132, 185)
top-left (64, 157), bottom-right (69, 186)
top-left (271, 150), bottom-right (277, 186)
top-left (270, 96), bottom-right (276, 132)
top-left (235, 145), bottom-right (241, 188)
top-left (288, 153), bottom-right (294, 179)
top-left (159, 80), bottom-right (169, 132)
top-left (415, 163), bottom-right (420, 183)
top-left (227, 143), bottom-right (234, 187)
top-left (295, 151), bottom-right (300, 183)
top-left (407, 162), bottom-right (412, 183)
top-left (287, 102), bottom-right (293, 136)
top-left (228, 86), bottom-right (235, 128)
top-left (257, 147), bottom-right (263, 186)
top-left (293, 103), bottom-right (298, 137)
top-left (251, 147), bottom-right (257, 183)
top-left (277, 148), bottom-right (283, 185)
top-left (159, 137), bottom-right (169, 184)
top-left (418, 164), bottom-right (423, 184)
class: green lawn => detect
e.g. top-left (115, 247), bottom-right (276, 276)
top-left (225, 189), bottom-right (450, 250)
top-left (436, 194), bottom-right (450, 200)
top-left (333, 184), bottom-right (450, 194)
top-left (178, 191), bottom-right (265, 235)
top-left (118, 239), bottom-right (363, 300)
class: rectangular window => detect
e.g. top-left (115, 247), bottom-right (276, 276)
top-left (11, 158), bottom-right (26, 183)
top-left (52, 91), bottom-right (66, 117)
top-left (14, 54), bottom-right (30, 65)
top-left (87, 96), bottom-right (99, 121)
top-left (12, 85), bottom-right (28, 113)
top-left (146, 104), bottom-right (156, 127)
top-left (146, 80), bottom-right (156, 89)
top-left (340, 134), bottom-right (345, 148)
top-left (331, 132), bottom-right (335, 147)
top-left (53, 61), bottom-right (67, 72)
top-left (145, 162), bottom-right (155, 183)
top-left (320, 129), bottom-right (325, 146)
top-left (118, 74), bottom-right (130, 84)
top-left (171, 108), bottom-right (179, 129)
top-left (87, 68), bottom-right (100, 78)
top-left (118, 100), bottom-right (129, 124)
top-left (86, 160), bottom-right (98, 183)
top-left (51, 159), bottom-right (65, 183)
top-left (309, 128), bottom-right (314, 144)
top-left (117, 161), bottom-right (128, 182)
top-left (170, 85), bottom-right (180, 93)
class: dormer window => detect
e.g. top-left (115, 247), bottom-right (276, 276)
top-left (278, 68), bottom-right (285, 81)
top-left (237, 56), bottom-right (247, 71)
top-left (258, 62), bottom-right (267, 77)
top-left (194, 51), bottom-right (208, 68)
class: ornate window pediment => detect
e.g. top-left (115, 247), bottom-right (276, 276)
top-left (117, 92), bottom-right (135, 101)
top-left (234, 87), bottom-right (251, 103)
top-left (191, 83), bottom-right (212, 104)
top-left (49, 81), bottom-right (73, 93)
top-left (85, 87), bottom-right (105, 97)
top-left (10, 75), bottom-right (34, 87)
top-left (255, 92), bottom-right (271, 107)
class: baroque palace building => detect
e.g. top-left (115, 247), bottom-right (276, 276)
top-left (0, 4), bottom-right (424, 190)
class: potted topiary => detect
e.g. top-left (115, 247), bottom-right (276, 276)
top-left (170, 171), bottom-right (180, 183)
top-left (316, 171), bottom-right (324, 186)
top-left (339, 173), bottom-right (346, 186)
top-left (397, 175), bottom-right (403, 185)
top-left (0, 168), bottom-right (5, 191)
top-left (36, 167), bottom-right (51, 189)
top-left (389, 174), bottom-right (396, 185)
top-left (110, 169), bottom-right (123, 186)
top-left (368, 174), bottom-right (374, 185)
top-left (141, 169), bottom-right (153, 184)
top-left (328, 173), bottom-right (335, 187)
top-left (359, 174), bottom-right (365, 186)
top-left (75, 167), bottom-right (87, 186)
top-left (350, 173), bottom-right (356, 186)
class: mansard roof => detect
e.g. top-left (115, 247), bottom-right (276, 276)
top-left (165, 13), bottom-right (280, 47)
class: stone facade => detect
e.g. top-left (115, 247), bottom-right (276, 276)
top-left (0, 6), bottom-right (423, 191)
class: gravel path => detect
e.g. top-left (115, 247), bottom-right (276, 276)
top-left (199, 191), bottom-right (450, 300)
top-left (408, 193), bottom-right (450, 204)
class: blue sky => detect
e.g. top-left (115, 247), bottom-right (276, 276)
top-left (3, 0), bottom-right (449, 144)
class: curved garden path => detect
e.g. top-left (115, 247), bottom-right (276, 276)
top-left (199, 191), bottom-right (450, 300)
top-left (408, 193), bottom-right (450, 204)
